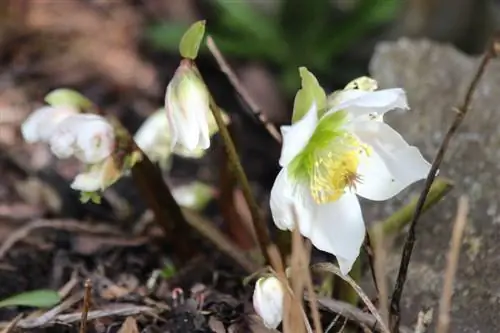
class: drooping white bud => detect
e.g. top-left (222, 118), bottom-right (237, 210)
top-left (70, 157), bottom-right (120, 192)
top-left (49, 114), bottom-right (115, 164)
top-left (21, 106), bottom-right (78, 143)
top-left (253, 276), bottom-right (284, 329)
top-left (165, 60), bottom-right (211, 152)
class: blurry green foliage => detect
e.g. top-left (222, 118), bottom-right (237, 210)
top-left (0, 290), bottom-right (60, 309)
top-left (147, 0), bottom-right (400, 94)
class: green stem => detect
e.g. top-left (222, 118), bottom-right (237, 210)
top-left (338, 257), bottom-right (361, 306)
top-left (208, 95), bottom-right (272, 266)
top-left (370, 177), bottom-right (454, 240)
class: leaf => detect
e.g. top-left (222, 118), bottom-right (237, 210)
top-left (80, 191), bottom-right (101, 204)
top-left (179, 20), bottom-right (206, 59)
top-left (45, 89), bottom-right (93, 110)
top-left (291, 67), bottom-right (326, 123)
top-left (160, 263), bottom-right (176, 279)
top-left (0, 290), bottom-right (60, 309)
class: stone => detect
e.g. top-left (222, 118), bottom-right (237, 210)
top-left (364, 38), bottom-right (500, 333)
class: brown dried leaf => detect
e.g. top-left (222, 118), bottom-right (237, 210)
top-left (117, 317), bottom-right (140, 333)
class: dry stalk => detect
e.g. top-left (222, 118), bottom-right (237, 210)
top-left (435, 196), bottom-right (469, 333)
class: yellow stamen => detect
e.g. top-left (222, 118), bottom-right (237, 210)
top-left (310, 136), bottom-right (370, 204)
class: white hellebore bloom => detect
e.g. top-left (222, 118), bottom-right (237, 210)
top-left (270, 82), bottom-right (431, 275)
top-left (21, 106), bottom-right (78, 143)
top-left (165, 60), bottom-right (211, 152)
top-left (134, 108), bottom-right (230, 168)
top-left (49, 114), bottom-right (115, 164)
top-left (253, 276), bottom-right (284, 329)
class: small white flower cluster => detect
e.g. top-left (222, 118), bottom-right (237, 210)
top-left (21, 106), bottom-right (117, 193)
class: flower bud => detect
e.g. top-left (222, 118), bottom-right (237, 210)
top-left (165, 60), bottom-right (211, 152)
top-left (21, 106), bottom-right (77, 143)
top-left (49, 114), bottom-right (115, 164)
top-left (71, 157), bottom-right (121, 192)
top-left (253, 276), bottom-right (284, 329)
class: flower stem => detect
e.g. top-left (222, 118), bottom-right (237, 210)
top-left (371, 177), bottom-right (453, 240)
top-left (208, 95), bottom-right (272, 265)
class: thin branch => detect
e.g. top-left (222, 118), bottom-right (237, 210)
top-left (79, 279), bottom-right (92, 333)
top-left (371, 226), bottom-right (389, 326)
top-left (206, 36), bottom-right (282, 143)
top-left (313, 263), bottom-right (391, 333)
top-left (389, 38), bottom-right (496, 331)
top-left (208, 94), bottom-right (272, 265)
top-left (436, 196), bottom-right (469, 333)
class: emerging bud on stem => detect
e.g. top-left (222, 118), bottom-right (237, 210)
top-left (253, 276), bottom-right (284, 329)
top-left (165, 60), bottom-right (211, 152)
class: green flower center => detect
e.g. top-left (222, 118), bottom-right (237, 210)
top-left (288, 110), bottom-right (370, 204)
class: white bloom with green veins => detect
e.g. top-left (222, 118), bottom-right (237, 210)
top-left (270, 76), bottom-right (431, 275)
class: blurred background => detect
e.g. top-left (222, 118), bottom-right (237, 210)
top-left (1, 0), bottom-right (497, 189)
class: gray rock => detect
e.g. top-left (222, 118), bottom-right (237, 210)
top-left (365, 38), bottom-right (500, 333)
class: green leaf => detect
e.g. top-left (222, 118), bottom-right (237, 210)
top-left (80, 191), bottom-right (101, 204)
top-left (0, 290), bottom-right (60, 309)
top-left (291, 67), bottom-right (326, 123)
top-left (179, 20), bottom-right (206, 59)
top-left (160, 263), bottom-right (177, 279)
top-left (45, 89), bottom-right (93, 110)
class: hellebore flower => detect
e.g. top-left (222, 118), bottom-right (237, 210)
top-left (134, 107), bottom-right (230, 169)
top-left (253, 276), bottom-right (284, 329)
top-left (48, 114), bottom-right (115, 164)
top-left (165, 60), bottom-right (211, 152)
top-left (21, 106), bottom-right (78, 143)
top-left (270, 80), bottom-right (431, 275)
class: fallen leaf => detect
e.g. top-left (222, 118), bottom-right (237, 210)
top-left (117, 316), bottom-right (140, 333)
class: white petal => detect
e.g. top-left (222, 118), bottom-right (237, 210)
top-left (328, 89), bottom-right (408, 120)
top-left (306, 192), bottom-right (365, 275)
top-left (75, 117), bottom-right (115, 163)
top-left (270, 168), bottom-right (315, 232)
top-left (279, 103), bottom-right (318, 167)
top-left (49, 114), bottom-right (114, 164)
top-left (269, 168), bottom-right (296, 231)
top-left (21, 106), bottom-right (77, 143)
top-left (352, 121), bottom-right (431, 201)
top-left (134, 110), bottom-right (172, 162)
top-left (71, 169), bottom-right (103, 192)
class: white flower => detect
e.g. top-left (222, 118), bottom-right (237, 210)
top-left (49, 114), bottom-right (115, 164)
top-left (134, 109), bottom-right (173, 169)
top-left (253, 276), bottom-right (284, 329)
top-left (21, 106), bottom-right (78, 143)
top-left (134, 107), bottom-right (230, 166)
top-left (165, 60), bottom-right (211, 152)
top-left (71, 157), bottom-right (120, 192)
top-left (171, 182), bottom-right (215, 211)
top-left (270, 84), bottom-right (431, 275)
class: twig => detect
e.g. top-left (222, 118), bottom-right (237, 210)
top-left (0, 219), bottom-right (123, 260)
top-left (389, 37), bottom-right (496, 330)
top-left (363, 232), bottom-right (379, 295)
top-left (312, 263), bottom-right (390, 333)
top-left (305, 295), bottom-right (412, 333)
top-left (207, 94), bottom-right (272, 265)
top-left (436, 196), bottom-right (469, 333)
top-left (0, 314), bottom-right (23, 333)
top-left (181, 208), bottom-right (260, 273)
top-left (206, 36), bottom-right (282, 143)
top-left (79, 279), bottom-right (92, 333)
top-left (371, 226), bottom-right (389, 326)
